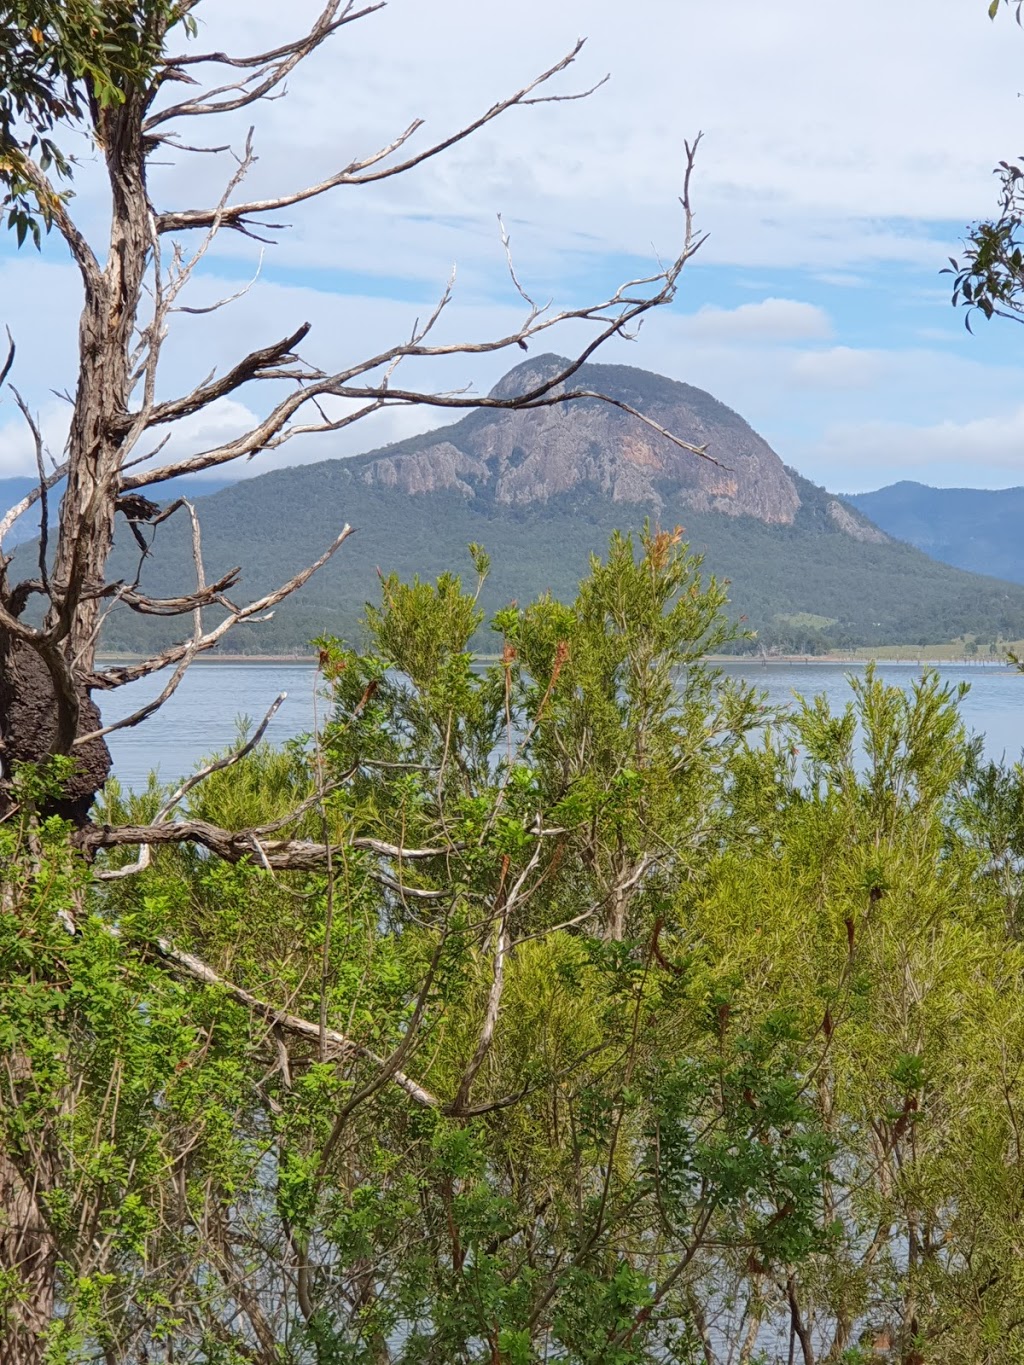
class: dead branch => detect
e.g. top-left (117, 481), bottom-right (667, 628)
top-left (9, 391), bottom-right (50, 590)
top-left (154, 43), bottom-right (603, 237)
top-left (119, 247), bottom-right (706, 488)
top-left (132, 324), bottom-right (311, 432)
top-left (116, 566), bottom-right (241, 616)
top-left (94, 692), bottom-right (287, 880)
top-left (0, 462), bottom-right (68, 552)
top-left (74, 645), bottom-right (197, 750)
top-left (0, 327), bottom-right (14, 391)
top-left (162, 1), bottom-right (383, 70)
top-left (88, 525), bottom-right (355, 691)
top-left (82, 821), bottom-right (449, 869)
top-left (449, 844), bottom-right (542, 1114)
top-left (145, 932), bottom-right (439, 1108)
top-left (149, 2), bottom-right (382, 127)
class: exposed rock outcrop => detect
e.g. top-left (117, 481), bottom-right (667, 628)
top-left (826, 499), bottom-right (890, 544)
top-left (356, 355), bottom-right (803, 525)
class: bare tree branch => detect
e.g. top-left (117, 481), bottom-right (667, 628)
top-left (9, 390), bottom-right (51, 591)
top-left (144, 932), bottom-right (439, 1108)
top-left (148, 2), bottom-right (383, 126)
top-left (154, 42), bottom-right (597, 235)
top-left (88, 524), bottom-right (355, 691)
top-left (8, 155), bottom-right (104, 295)
top-left (0, 327), bottom-right (14, 392)
top-left (116, 565), bottom-right (241, 616)
top-left (130, 324), bottom-right (311, 432)
top-left (95, 691), bottom-right (287, 880)
top-left (0, 465), bottom-right (67, 552)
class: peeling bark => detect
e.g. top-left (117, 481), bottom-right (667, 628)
top-left (0, 637), bottom-right (111, 823)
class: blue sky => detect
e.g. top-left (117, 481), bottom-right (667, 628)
top-left (2, 0), bottom-right (1024, 492)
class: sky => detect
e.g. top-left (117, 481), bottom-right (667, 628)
top-left (2, 0), bottom-right (1024, 493)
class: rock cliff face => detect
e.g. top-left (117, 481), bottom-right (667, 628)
top-left (356, 354), bottom-right (803, 525)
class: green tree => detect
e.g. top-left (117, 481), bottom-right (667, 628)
top-left (10, 535), bottom-right (1024, 1361)
top-left (0, 1), bottom-right (707, 1356)
top-left (948, 1), bottom-right (1024, 325)
top-left (0, 0), bottom-right (703, 828)
top-left (0, 531), bottom-right (829, 1361)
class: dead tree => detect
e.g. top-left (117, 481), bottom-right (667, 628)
top-left (0, 1), bottom-right (706, 841)
top-left (0, 7), bottom-right (709, 1356)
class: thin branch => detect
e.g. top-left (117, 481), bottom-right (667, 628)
top-left (121, 133), bottom-right (705, 490)
top-left (11, 155), bottom-right (104, 296)
top-left (145, 933), bottom-right (439, 1108)
top-left (131, 323), bottom-right (311, 432)
top-left (148, 2), bottom-right (383, 126)
top-left (0, 463), bottom-right (67, 552)
top-left (74, 643), bottom-right (197, 749)
top-left (161, 1), bottom-right (384, 69)
top-left (449, 844), bottom-right (542, 1114)
top-left (9, 390), bottom-right (51, 591)
top-left (154, 42), bottom-right (595, 235)
top-left (172, 248), bottom-right (266, 315)
top-left (87, 525), bottom-right (355, 689)
top-left (94, 692), bottom-right (286, 880)
top-left (116, 565), bottom-right (241, 616)
top-left (0, 327), bottom-right (14, 391)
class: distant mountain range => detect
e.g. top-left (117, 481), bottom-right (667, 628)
top-left (0, 474), bottom-right (234, 547)
top-left (8, 356), bottom-right (1024, 655)
top-left (847, 482), bottom-right (1024, 586)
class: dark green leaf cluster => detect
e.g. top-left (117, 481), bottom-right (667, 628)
top-left (0, 0), bottom-right (193, 242)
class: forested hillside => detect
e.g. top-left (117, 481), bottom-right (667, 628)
top-left (848, 481), bottom-right (1024, 585)
top-left (52, 353), bottom-right (1024, 656)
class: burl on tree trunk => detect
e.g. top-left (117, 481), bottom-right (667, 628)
top-left (0, 636), bottom-right (111, 823)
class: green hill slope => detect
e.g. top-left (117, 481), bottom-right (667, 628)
top-left (14, 357), bottom-right (1024, 655)
top-left (89, 466), bottom-right (1024, 657)
top-left (847, 481), bottom-right (1024, 585)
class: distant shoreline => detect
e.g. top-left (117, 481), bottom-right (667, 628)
top-left (95, 651), bottom-right (1018, 669)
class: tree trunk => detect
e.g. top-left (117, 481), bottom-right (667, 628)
top-left (0, 1122), bottom-right (56, 1364)
top-left (0, 636), bottom-right (112, 823)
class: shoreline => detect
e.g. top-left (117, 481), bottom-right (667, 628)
top-left (94, 651), bottom-right (1018, 669)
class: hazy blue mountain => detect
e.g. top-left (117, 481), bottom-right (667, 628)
top-left (847, 482), bottom-right (1024, 585)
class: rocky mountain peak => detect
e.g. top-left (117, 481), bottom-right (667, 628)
top-left (355, 354), bottom-right (804, 524)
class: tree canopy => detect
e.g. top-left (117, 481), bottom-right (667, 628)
top-left (948, 0), bottom-right (1024, 325)
top-left (7, 531), bottom-right (1024, 1360)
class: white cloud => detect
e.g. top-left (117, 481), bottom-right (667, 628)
top-left (790, 346), bottom-right (884, 389)
top-left (0, 402), bottom-right (71, 478)
top-left (819, 407), bottom-right (1024, 485)
top-left (681, 298), bottom-right (832, 342)
top-left (3, 0), bottom-right (1024, 503)
top-left (125, 0), bottom-right (1024, 277)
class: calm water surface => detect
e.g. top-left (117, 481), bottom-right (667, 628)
top-left (104, 659), bottom-right (1024, 791)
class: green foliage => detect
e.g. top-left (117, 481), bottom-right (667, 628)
top-left (948, 1), bottom-right (1024, 326)
top-left (0, 0), bottom-right (194, 243)
top-left (8, 532), bottom-right (1024, 1359)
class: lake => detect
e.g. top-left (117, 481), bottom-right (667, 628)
top-left (103, 659), bottom-right (1024, 791)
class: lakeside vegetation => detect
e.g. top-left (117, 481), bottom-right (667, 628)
top-left (7, 528), bottom-right (1024, 1360)
top-left (6, 0), bottom-right (1024, 1358)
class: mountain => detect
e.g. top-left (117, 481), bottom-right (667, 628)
top-left (0, 473), bottom-right (236, 547)
top-left (847, 482), bottom-right (1024, 585)
top-left (16, 356), bottom-right (1024, 655)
